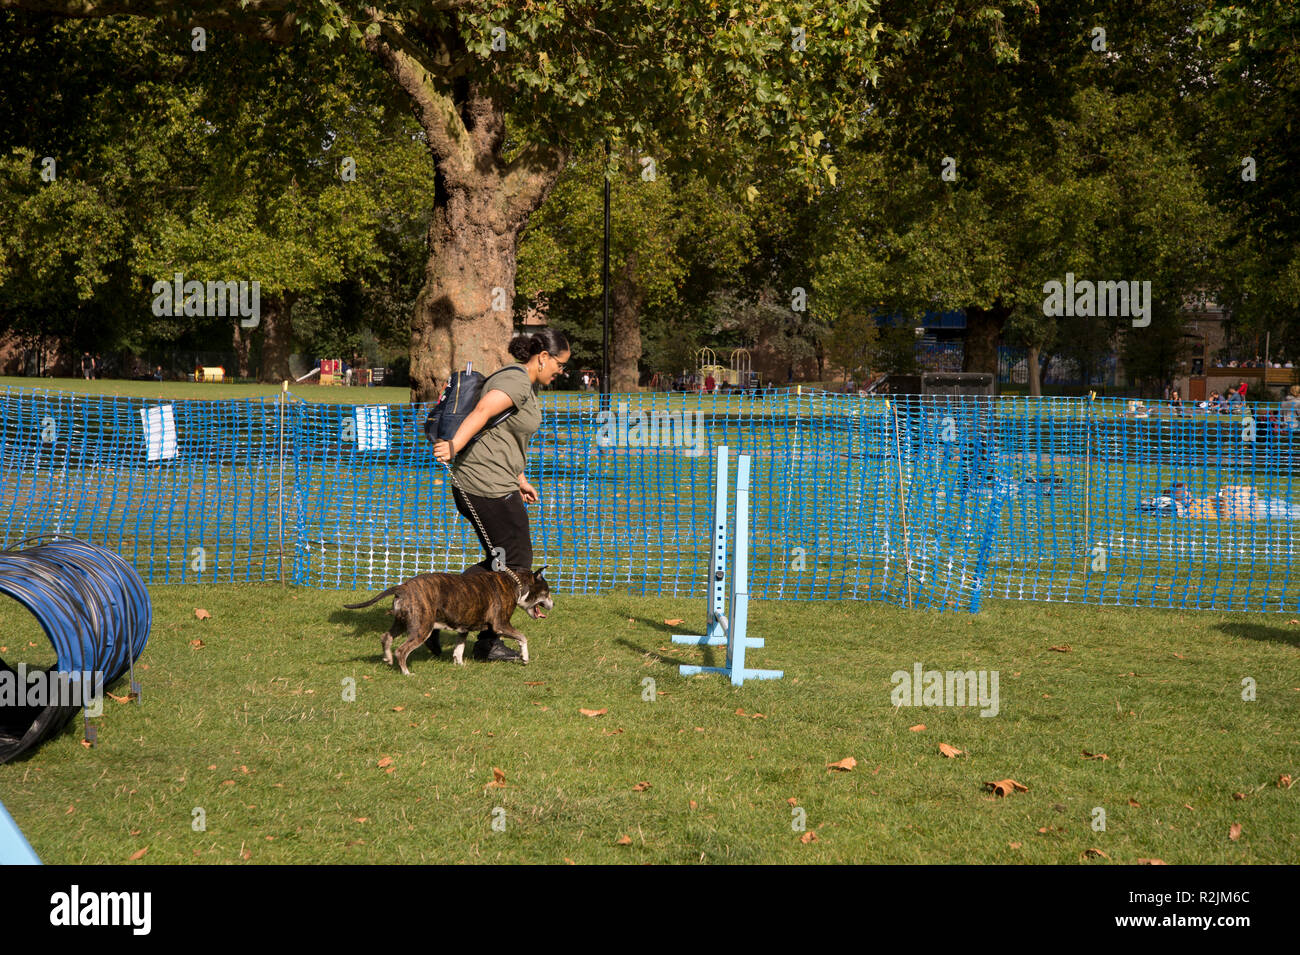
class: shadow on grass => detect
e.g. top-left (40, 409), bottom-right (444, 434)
top-left (1212, 622), bottom-right (1300, 649)
top-left (614, 636), bottom-right (722, 671)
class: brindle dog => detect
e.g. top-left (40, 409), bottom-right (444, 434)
top-left (344, 567), bottom-right (553, 674)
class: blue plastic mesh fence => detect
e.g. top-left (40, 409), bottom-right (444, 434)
top-left (1, 387), bottom-right (286, 582)
top-left (2, 385), bottom-right (1297, 613)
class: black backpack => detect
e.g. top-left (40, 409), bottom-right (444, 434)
top-left (423, 364), bottom-right (529, 454)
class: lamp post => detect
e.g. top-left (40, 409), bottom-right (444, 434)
top-left (601, 139), bottom-right (611, 412)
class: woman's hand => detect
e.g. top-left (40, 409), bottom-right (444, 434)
top-left (518, 478), bottom-right (539, 504)
top-left (433, 439), bottom-right (455, 463)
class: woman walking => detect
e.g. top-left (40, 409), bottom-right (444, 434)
top-left (431, 328), bottom-right (570, 660)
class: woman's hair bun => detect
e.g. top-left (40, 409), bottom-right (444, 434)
top-left (507, 327), bottom-right (570, 363)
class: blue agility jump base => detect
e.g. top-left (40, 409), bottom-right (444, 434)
top-left (0, 800), bottom-right (40, 864)
top-left (672, 447), bottom-right (782, 686)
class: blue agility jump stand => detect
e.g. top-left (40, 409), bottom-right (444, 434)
top-left (672, 446), bottom-right (782, 686)
top-left (0, 800), bottom-right (41, 865)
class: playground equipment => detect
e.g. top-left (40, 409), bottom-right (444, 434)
top-left (0, 537), bottom-right (151, 764)
top-left (195, 366), bottom-right (225, 383)
top-left (729, 347), bottom-right (753, 388)
top-left (672, 446), bottom-right (783, 685)
top-left (694, 347), bottom-right (756, 389)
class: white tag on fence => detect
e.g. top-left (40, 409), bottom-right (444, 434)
top-left (356, 405), bottom-right (390, 452)
top-left (139, 404), bottom-right (178, 461)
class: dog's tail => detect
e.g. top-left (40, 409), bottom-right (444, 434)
top-left (343, 585), bottom-right (399, 610)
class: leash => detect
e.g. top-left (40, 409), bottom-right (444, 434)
top-left (436, 456), bottom-right (526, 598)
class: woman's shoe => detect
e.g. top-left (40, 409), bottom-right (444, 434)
top-left (473, 632), bottom-right (523, 662)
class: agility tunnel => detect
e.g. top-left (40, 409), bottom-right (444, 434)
top-left (0, 537), bottom-right (150, 764)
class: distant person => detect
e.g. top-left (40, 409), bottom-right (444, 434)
top-left (93, 353), bottom-right (103, 379)
top-left (1169, 389), bottom-right (1183, 413)
top-left (153, 365), bottom-right (164, 382)
top-left (1282, 385), bottom-right (1300, 430)
top-left (81, 352), bottom-right (92, 380)
top-left (704, 373), bottom-right (715, 394)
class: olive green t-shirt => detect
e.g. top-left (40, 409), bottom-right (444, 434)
top-left (451, 364), bottom-right (540, 498)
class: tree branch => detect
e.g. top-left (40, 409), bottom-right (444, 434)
top-left (364, 28), bottom-right (474, 181)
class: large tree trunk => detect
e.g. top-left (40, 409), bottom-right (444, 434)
top-left (963, 302), bottom-right (1010, 377)
top-left (1027, 343), bottom-right (1042, 397)
top-left (233, 320), bottom-right (251, 380)
top-left (611, 254), bottom-right (643, 393)
top-left (366, 41), bottom-right (568, 405)
top-left (257, 293), bottom-right (296, 383)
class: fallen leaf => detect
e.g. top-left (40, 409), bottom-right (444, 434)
top-left (1082, 848), bottom-right (1110, 860)
top-left (195, 608), bottom-right (211, 620)
top-left (787, 797), bottom-right (798, 806)
top-left (579, 708), bottom-right (607, 717)
top-left (221, 780), bottom-right (235, 786)
top-left (689, 800), bottom-right (697, 810)
top-left (616, 834), bottom-right (632, 845)
top-left (694, 727), bottom-right (705, 732)
top-left (377, 756), bottom-right (393, 769)
top-left (392, 706), bottom-right (404, 712)
top-left (1082, 751), bottom-right (1109, 760)
top-left (106, 691), bottom-right (133, 704)
top-left (130, 829), bottom-right (142, 836)
top-left (664, 618), bottom-right (684, 626)
top-left (1172, 652), bottom-right (1185, 659)
top-left (632, 781), bottom-right (652, 792)
top-left (129, 847), bottom-right (148, 861)
top-left (1183, 804), bottom-right (1195, 811)
top-left (796, 830), bottom-right (818, 844)
top-left (190, 639), bottom-right (206, 649)
top-left (1279, 775), bottom-right (1294, 789)
top-left (65, 806), bottom-right (75, 815)
top-left (826, 757), bottom-right (857, 772)
top-left (240, 849), bottom-right (252, 861)
top-left (601, 728), bottom-right (625, 736)
top-left (354, 817), bottom-right (368, 823)
top-left (1137, 858), bottom-right (1167, 865)
top-left (564, 858), bottom-right (575, 865)
top-left (984, 779), bottom-right (1029, 797)
top-left (1229, 823), bottom-right (1242, 841)
top-left (1009, 842), bottom-right (1022, 849)
top-left (1232, 792), bottom-right (1246, 800)
top-left (908, 724), bottom-right (926, 732)
top-left (938, 743), bottom-right (965, 758)
top-left (1048, 644), bottom-right (1071, 652)
top-left (1128, 798), bottom-right (1141, 808)
top-left (486, 767), bottom-right (506, 789)
top-left (735, 708), bottom-right (748, 716)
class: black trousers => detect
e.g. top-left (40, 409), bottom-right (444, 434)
top-left (451, 486), bottom-right (533, 574)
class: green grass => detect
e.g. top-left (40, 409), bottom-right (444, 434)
top-left (1, 588), bottom-right (1295, 864)
top-left (0, 375), bottom-right (412, 405)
